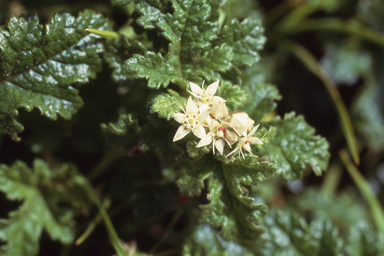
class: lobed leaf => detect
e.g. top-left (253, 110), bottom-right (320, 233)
top-left (257, 112), bottom-right (330, 180)
top-left (182, 224), bottom-right (254, 256)
top-left (257, 209), bottom-right (342, 256)
top-left (151, 89), bottom-right (187, 120)
top-left (243, 81), bottom-right (281, 121)
top-left (104, 37), bottom-right (146, 83)
top-left (220, 17), bottom-right (266, 68)
top-left (345, 220), bottom-right (384, 256)
top-left (178, 156), bottom-right (276, 244)
top-left (0, 159), bottom-right (86, 256)
top-left (320, 42), bottom-right (372, 85)
top-left (0, 11), bottom-right (112, 140)
top-left (352, 81), bottom-right (384, 152)
top-left (127, 0), bottom-right (266, 89)
top-left (216, 80), bottom-right (246, 112)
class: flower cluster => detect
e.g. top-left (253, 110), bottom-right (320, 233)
top-left (172, 80), bottom-right (264, 159)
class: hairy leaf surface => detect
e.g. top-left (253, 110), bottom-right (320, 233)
top-left (127, 0), bottom-right (265, 88)
top-left (0, 11), bottom-right (112, 140)
top-left (257, 209), bottom-right (342, 256)
top-left (183, 224), bottom-right (254, 256)
top-left (177, 156), bottom-right (276, 243)
top-left (257, 112), bottom-right (330, 180)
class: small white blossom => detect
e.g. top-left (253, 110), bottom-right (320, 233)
top-left (172, 97), bottom-right (209, 141)
top-left (196, 120), bottom-right (234, 155)
top-left (230, 111), bottom-right (255, 136)
top-left (188, 80), bottom-right (226, 113)
top-left (226, 124), bottom-right (263, 159)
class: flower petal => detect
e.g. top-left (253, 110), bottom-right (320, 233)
top-left (248, 124), bottom-right (260, 137)
top-left (199, 104), bottom-right (210, 113)
top-left (206, 80), bottom-right (220, 95)
top-left (173, 126), bottom-right (190, 142)
top-left (186, 96), bottom-right (198, 114)
top-left (211, 102), bottom-right (228, 119)
top-left (199, 111), bottom-right (210, 123)
top-left (249, 137), bottom-right (263, 145)
top-left (189, 81), bottom-right (203, 95)
top-left (172, 113), bottom-right (185, 124)
top-left (243, 143), bottom-right (252, 154)
top-left (225, 130), bottom-right (238, 145)
top-left (226, 146), bottom-right (239, 158)
top-left (211, 96), bottom-right (226, 104)
top-left (215, 139), bottom-right (225, 155)
top-left (192, 124), bottom-right (206, 139)
top-left (196, 133), bottom-right (213, 147)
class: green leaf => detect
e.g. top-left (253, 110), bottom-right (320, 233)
top-left (101, 113), bottom-right (185, 166)
top-left (104, 37), bottom-right (146, 83)
top-left (0, 159), bottom-right (84, 256)
top-left (186, 140), bottom-right (211, 160)
top-left (243, 81), bottom-right (281, 121)
top-left (127, 0), bottom-right (219, 88)
top-left (220, 17), bottom-right (265, 67)
top-left (257, 209), bottom-right (342, 256)
top-left (178, 156), bottom-right (276, 243)
top-left (320, 42), bottom-right (372, 85)
top-left (295, 188), bottom-right (371, 230)
top-left (151, 89), bottom-right (187, 120)
top-left (182, 224), bottom-right (254, 256)
top-left (345, 220), bottom-right (384, 256)
top-left (111, 0), bottom-right (132, 6)
top-left (216, 80), bottom-right (246, 112)
top-left (126, 0), bottom-right (265, 89)
top-left (258, 112), bottom-right (330, 180)
top-left (0, 11), bottom-right (112, 140)
top-left (352, 81), bottom-right (384, 152)
top-left (101, 114), bottom-right (141, 153)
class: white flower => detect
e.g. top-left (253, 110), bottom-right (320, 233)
top-left (196, 120), bottom-right (234, 155)
top-left (210, 100), bottom-right (228, 119)
top-left (172, 96), bottom-right (209, 141)
top-left (188, 80), bottom-right (226, 113)
top-left (226, 124), bottom-right (263, 159)
top-left (230, 111), bottom-right (255, 136)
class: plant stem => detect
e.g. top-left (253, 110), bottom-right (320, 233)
top-left (294, 18), bottom-right (384, 47)
top-left (88, 149), bottom-right (121, 181)
top-left (339, 149), bottom-right (384, 234)
top-left (321, 163), bottom-right (342, 198)
top-left (149, 209), bottom-right (183, 254)
top-left (74, 176), bottom-right (126, 256)
top-left (280, 40), bottom-right (360, 165)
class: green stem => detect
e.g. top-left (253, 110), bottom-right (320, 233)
top-left (273, 3), bottom-right (319, 33)
top-left (75, 198), bottom-right (110, 245)
top-left (85, 28), bottom-right (120, 39)
top-left (280, 41), bottom-right (360, 165)
top-left (264, 0), bottom-right (301, 27)
top-left (294, 18), bottom-right (384, 47)
top-left (88, 149), bottom-right (121, 181)
top-left (149, 209), bottom-right (183, 254)
top-left (74, 176), bottom-right (126, 256)
top-left (339, 149), bottom-right (384, 234)
top-left (321, 163), bottom-right (342, 198)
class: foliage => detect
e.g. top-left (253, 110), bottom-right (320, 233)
top-left (0, 0), bottom-right (383, 255)
top-left (0, 159), bottom-right (87, 256)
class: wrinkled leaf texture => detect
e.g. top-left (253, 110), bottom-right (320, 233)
top-left (127, 0), bottom-right (266, 88)
top-left (0, 10), bottom-right (112, 140)
top-left (257, 113), bottom-right (330, 180)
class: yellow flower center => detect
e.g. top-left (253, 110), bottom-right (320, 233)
top-left (183, 115), bottom-right (199, 130)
